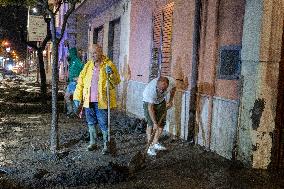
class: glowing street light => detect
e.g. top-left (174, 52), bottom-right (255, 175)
top-left (32, 7), bottom-right (38, 13)
top-left (3, 41), bottom-right (9, 46)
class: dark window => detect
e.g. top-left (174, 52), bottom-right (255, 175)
top-left (108, 18), bottom-right (121, 64)
top-left (217, 45), bottom-right (242, 80)
top-left (93, 26), bottom-right (103, 44)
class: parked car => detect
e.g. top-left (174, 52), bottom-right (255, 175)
top-left (0, 67), bottom-right (16, 79)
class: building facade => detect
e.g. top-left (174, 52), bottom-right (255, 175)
top-left (72, 0), bottom-right (284, 169)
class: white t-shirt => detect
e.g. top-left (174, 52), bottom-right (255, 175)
top-left (143, 76), bottom-right (176, 104)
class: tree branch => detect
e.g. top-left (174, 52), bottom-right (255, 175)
top-left (58, 1), bottom-right (77, 42)
top-left (54, 0), bottom-right (63, 14)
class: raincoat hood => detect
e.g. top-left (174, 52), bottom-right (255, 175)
top-left (68, 48), bottom-right (84, 82)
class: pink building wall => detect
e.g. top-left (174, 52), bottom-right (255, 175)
top-left (127, 0), bottom-right (246, 156)
top-left (171, 0), bottom-right (195, 89)
top-left (128, 0), bottom-right (172, 83)
top-left (215, 0), bottom-right (245, 100)
top-left (198, 0), bottom-right (245, 100)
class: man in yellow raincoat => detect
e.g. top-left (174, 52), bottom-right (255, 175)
top-left (73, 44), bottom-right (120, 154)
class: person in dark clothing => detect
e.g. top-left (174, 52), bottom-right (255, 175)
top-left (64, 40), bottom-right (84, 117)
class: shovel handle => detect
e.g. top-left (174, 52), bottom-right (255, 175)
top-left (106, 73), bottom-right (111, 142)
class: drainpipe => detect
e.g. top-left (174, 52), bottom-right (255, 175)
top-left (187, 0), bottom-right (202, 142)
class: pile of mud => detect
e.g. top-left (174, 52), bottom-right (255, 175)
top-left (13, 162), bottom-right (129, 189)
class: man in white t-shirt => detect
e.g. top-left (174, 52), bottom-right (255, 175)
top-left (142, 76), bottom-right (176, 156)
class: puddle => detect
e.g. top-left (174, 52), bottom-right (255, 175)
top-left (0, 142), bottom-right (8, 166)
top-left (14, 132), bottom-right (23, 137)
top-left (27, 116), bottom-right (41, 119)
top-left (0, 118), bottom-right (8, 124)
top-left (13, 127), bottom-right (23, 136)
top-left (13, 127), bottom-right (23, 132)
top-left (0, 142), bottom-right (5, 152)
top-left (9, 140), bottom-right (19, 146)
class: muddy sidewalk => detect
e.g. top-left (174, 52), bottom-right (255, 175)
top-left (0, 111), bottom-right (283, 189)
top-left (0, 77), bottom-right (283, 189)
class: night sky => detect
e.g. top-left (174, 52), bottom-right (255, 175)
top-left (0, 5), bottom-right (28, 60)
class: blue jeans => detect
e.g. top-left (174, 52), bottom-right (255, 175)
top-left (85, 102), bottom-right (108, 132)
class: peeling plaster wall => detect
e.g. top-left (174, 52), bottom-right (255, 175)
top-left (171, 0), bottom-right (194, 86)
top-left (165, 90), bottom-right (190, 140)
top-left (126, 80), bottom-right (145, 117)
top-left (167, 0), bottom-right (194, 139)
top-left (196, 95), bottom-right (209, 147)
top-left (239, 0), bottom-right (283, 168)
top-left (127, 0), bottom-right (246, 155)
top-left (125, 0), bottom-right (283, 169)
top-left (210, 98), bottom-right (239, 159)
top-left (195, 0), bottom-right (245, 159)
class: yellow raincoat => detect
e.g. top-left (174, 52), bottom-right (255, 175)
top-left (73, 56), bottom-right (121, 109)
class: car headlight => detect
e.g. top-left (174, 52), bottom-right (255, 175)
top-left (7, 65), bottom-right (13, 70)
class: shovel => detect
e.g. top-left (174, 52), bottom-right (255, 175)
top-left (106, 72), bottom-right (117, 156)
top-left (128, 111), bottom-right (167, 174)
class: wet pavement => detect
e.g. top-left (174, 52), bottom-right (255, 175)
top-left (0, 76), bottom-right (283, 189)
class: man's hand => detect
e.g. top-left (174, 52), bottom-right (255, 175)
top-left (166, 101), bottom-right (173, 109)
top-left (106, 65), bottom-right (112, 74)
top-left (153, 123), bottom-right (159, 130)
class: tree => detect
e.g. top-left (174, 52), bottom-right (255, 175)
top-left (0, 0), bottom-right (81, 154)
top-left (38, 0), bottom-right (80, 154)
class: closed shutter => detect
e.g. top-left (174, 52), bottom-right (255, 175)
top-left (149, 2), bottom-right (174, 80)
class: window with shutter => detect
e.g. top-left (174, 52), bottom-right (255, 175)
top-left (149, 2), bottom-right (174, 80)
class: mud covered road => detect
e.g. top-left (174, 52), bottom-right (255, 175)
top-left (0, 77), bottom-right (283, 189)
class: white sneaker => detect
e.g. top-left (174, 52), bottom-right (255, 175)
top-left (152, 143), bottom-right (166, 151)
top-left (147, 146), bottom-right (157, 156)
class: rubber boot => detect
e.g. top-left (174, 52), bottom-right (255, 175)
top-left (87, 125), bottom-right (97, 151)
top-left (101, 130), bottom-right (109, 155)
top-left (66, 100), bottom-right (73, 116)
